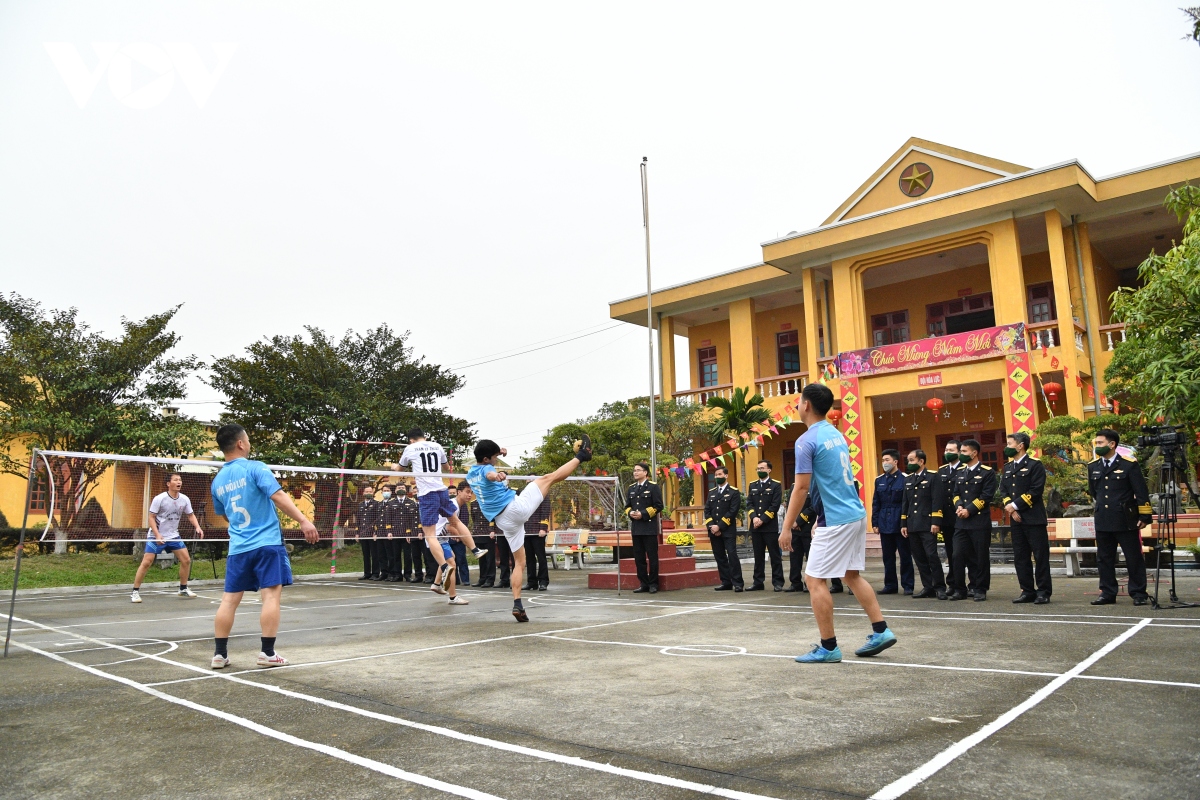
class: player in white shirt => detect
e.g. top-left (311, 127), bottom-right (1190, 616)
top-left (131, 473), bottom-right (205, 603)
top-left (395, 427), bottom-right (486, 594)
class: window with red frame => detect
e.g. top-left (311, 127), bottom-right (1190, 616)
top-left (1027, 283), bottom-right (1056, 323)
top-left (871, 310), bottom-right (909, 346)
top-left (776, 330), bottom-right (801, 375)
top-left (698, 347), bottom-right (719, 387)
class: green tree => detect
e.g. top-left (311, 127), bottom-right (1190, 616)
top-left (0, 294), bottom-right (207, 528)
top-left (209, 324), bottom-right (473, 529)
top-left (1184, 7), bottom-right (1200, 46)
top-left (1105, 184), bottom-right (1200, 440)
top-left (706, 386), bottom-right (770, 489)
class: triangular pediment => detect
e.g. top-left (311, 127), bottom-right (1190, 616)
top-left (824, 138), bottom-right (1030, 225)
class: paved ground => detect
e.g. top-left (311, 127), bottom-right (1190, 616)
top-left (3, 564), bottom-right (1199, 800)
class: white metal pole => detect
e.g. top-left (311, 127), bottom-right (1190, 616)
top-left (641, 158), bottom-right (657, 479)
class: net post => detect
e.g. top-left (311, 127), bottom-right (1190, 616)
top-left (4, 450), bottom-right (38, 658)
top-left (330, 441), bottom-right (351, 575)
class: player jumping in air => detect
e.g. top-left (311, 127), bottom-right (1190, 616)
top-left (466, 434), bottom-right (591, 622)
top-left (396, 428), bottom-right (489, 594)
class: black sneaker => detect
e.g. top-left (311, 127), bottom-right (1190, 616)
top-left (512, 605), bottom-right (529, 622)
top-left (573, 433), bottom-right (593, 463)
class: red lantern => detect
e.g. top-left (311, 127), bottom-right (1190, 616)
top-left (925, 397), bottom-right (944, 415)
top-left (1043, 381), bottom-right (1063, 402)
top-left (827, 409), bottom-right (843, 425)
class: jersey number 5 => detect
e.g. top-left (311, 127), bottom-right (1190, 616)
top-left (228, 494), bottom-right (251, 527)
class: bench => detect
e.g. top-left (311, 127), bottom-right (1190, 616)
top-left (546, 530), bottom-right (587, 570)
top-left (1048, 517), bottom-right (1152, 576)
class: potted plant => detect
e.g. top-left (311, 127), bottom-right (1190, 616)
top-left (1184, 544), bottom-right (1200, 565)
top-left (666, 531), bottom-right (695, 557)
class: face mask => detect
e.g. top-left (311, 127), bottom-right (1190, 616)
top-left (381, 491), bottom-right (391, 500)
top-left (905, 463), bottom-right (921, 474)
top-left (1003, 447), bottom-right (1018, 458)
top-left (882, 461), bottom-right (896, 473)
top-left (958, 453), bottom-right (972, 463)
top-left (715, 476), bottom-right (726, 485)
top-left (944, 452), bottom-right (957, 464)
top-left (757, 471), bottom-right (769, 480)
top-left (1094, 445), bottom-right (1112, 457)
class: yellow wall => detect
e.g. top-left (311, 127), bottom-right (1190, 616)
top-left (1090, 245), bottom-right (1122, 325)
top-left (754, 302), bottom-right (808, 378)
top-left (1021, 250), bottom-right (1053, 290)
top-left (843, 152), bottom-right (1007, 221)
top-left (686, 320), bottom-right (732, 390)
top-left (862, 262), bottom-right (992, 344)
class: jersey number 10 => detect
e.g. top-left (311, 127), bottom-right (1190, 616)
top-left (418, 452), bottom-right (439, 472)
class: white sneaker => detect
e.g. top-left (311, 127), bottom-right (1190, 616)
top-left (257, 652), bottom-right (288, 667)
top-left (131, 590), bottom-right (142, 603)
top-left (211, 654), bottom-right (230, 669)
top-left (178, 587), bottom-right (197, 598)
top-left (430, 583), bottom-right (447, 596)
top-left (472, 547), bottom-right (486, 559)
top-left (448, 596), bottom-right (469, 605)
top-left (440, 565), bottom-right (453, 592)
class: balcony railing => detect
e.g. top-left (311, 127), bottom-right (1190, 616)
top-left (1027, 322), bottom-right (1058, 350)
top-left (673, 383), bottom-right (732, 406)
top-left (756, 373), bottom-right (809, 398)
top-left (1073, 322), bottom-right (1086, 352)
top-left (1100, 323), bottom-right (1127, 351)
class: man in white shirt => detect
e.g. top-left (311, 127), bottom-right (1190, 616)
top-left (132, 473), bottom-right (204, 603)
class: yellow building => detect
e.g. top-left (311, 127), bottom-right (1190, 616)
top-left (611, 138), bottom-right (1200, 510)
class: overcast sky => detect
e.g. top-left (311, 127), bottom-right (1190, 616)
top-left (2, 1), bottom-right (1197, 461)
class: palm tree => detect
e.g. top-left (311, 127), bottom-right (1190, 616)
top-left (706, 386), bottom-right (771, 489)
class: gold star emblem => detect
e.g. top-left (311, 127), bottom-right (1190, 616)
top-left (899, 162), bottom-right (933, 197)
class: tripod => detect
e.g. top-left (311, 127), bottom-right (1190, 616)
top-left (1150, 445), bottom-right (1199, 610)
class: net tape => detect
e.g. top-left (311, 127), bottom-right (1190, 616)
top-left (28, 450), bottom-right (621, 544)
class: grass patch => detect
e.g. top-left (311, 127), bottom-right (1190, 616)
top-left (0, 547), bottom-right (359, 589)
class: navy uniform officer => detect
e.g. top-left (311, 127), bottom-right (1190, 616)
top-left (900, 449), bottom-right (947, 599)
top-left (1000, 432), bottom-right (1051, 604)
top-left (705, 465), bottom-right (744, 592)
top-left (1088, 428), bottom-right (1152, 606)
top-left (354, 487), bottom-right (381, 580)
top-left (872, 449), bottom-right (913, 595)
top-left (379, 485), bottom-right (403, 582)
top-left (784, 493), bottom-right (816, 592)
top-left (936, 441), bottom-right (963, 591)
top-left (624, 462), bottom-right (664, 594)
top-left (950, 439), bottom-right (998, 602)
top-left (746, 460), bottom-right (785, 591)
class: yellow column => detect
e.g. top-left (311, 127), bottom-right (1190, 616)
top-left (1077, 222), bottom-right (1106, 397)
top-left (729, 298), bottom-right (760, 481)
top-left (1044, 210), bottom-right (1084, 419)
top-left (802, 269), bottom-right (821, 378)
top-left (831, 257), bottom-right (863, 351)
top-left (989, 217), bottom-right (1027, 326)
top-left (658, 315), bottom-right (676, 400)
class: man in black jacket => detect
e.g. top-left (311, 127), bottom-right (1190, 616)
top-left (354, 487), bottom-right (381, 581)
top-left (949, 439), bottom-right (998, 602)
top-left (397, 484), bottom-right (423, 582)
top-left (1087, 429), bottom-right (1152, 606)
top-left (524, 496), bottom-right (551, 591)
top-left (379, 485), bottom-right (403, 582)
top-left (873, 449), bottom-right (912, 595)
top-left (1001, 432), bottom-right (1051, 604)
top-left (783, 493), bottom-right (816, 592)
top-left (900, 450), bottom-right (947, 599)
top-left (624, 462), bottom-right (664, 593)
top-left (747, 460), bottom-right (785, 591)
top-left (705, 466), bottom-right (743, 592)
top-left (936, 442), bottom-right (964, 594)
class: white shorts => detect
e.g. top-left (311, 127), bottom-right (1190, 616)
top-left (493, 483), bottom-right (544, 551)
top-left (804, 518), bottom-right (867, 579)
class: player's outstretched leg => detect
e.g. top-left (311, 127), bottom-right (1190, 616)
top-left (530, 433), bottom-right (591, 498)
top-left (843, 570), bottom-right (895, 657)
top-left (445, 513), bottom-right (488, 562)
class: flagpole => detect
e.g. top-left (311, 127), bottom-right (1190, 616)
top-left (640, 157), bottom-right (657, 479)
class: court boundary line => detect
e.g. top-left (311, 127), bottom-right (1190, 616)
top-left (7, 609), bottom-right (791, 800)
top-left (10, 639), bottom-right (506, 800)
top-left (867, 617), bottom-right (1152, 799)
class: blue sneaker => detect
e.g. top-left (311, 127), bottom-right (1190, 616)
top-left (854, 628), bottom-right (897, 657)
top-left (795, 644), bottom-right (842, 663)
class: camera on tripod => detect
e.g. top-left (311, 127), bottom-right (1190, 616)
top-left (1137, 424), bottom-right (1188, 450)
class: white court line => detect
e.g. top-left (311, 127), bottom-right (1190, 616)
top-left (10, 640), bottom-right (505, 800)
top-left (868, 618), bottom-right (1152, 800)
top-left (7, 609), bottom-right (787, 800)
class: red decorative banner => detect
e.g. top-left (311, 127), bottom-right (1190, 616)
top-left (837, 377), bottom-right (866, 501)
top-left (1005, 352), bottom-right (1037, 435)
top-left (837, 323), bottom-right (1027, 377)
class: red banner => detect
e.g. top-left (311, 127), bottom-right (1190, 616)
top-left (836, 323), bottom-right (1027, 377)
top-left (837, 377), bottom-right (866, 501)
top-left (1005, 352), bottom-right (1037, 435)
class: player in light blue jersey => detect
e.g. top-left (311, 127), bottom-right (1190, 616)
top-left (209, 424), bottom-right (318, 670)
top-left (780, 383), bottom-right (895, 663)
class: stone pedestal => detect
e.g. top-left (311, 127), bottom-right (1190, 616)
top-left (588, 543), bottom-right (722, 590)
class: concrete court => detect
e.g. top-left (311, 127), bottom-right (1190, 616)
top-left (2, 567), bottom-right (1199, 800)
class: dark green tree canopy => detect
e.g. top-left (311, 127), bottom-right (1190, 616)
top-left (0, 294), bottom-right (206, 525)
top-left (210, 324), bottom-right (473, 470)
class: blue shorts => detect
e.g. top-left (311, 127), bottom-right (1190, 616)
top-left (418, 490), bottom-right (459, 526)
top-left (145, 539), bottom-right (187, 555)
top-left (426, 540), bottom-right (453, 562)
top-left (224, 544), bottom-right (293, 593)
